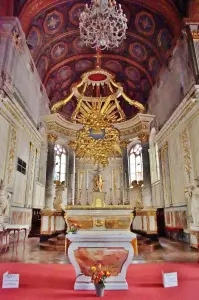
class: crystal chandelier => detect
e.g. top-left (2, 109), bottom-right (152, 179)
top-left (79, 0), bottom-right (128, 50)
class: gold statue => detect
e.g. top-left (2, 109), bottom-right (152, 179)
top-left (93, 174), bottom-right (104, 192)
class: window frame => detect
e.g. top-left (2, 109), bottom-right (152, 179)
top-left (54, 144), bottom-right (67, 182)
top-left (129, 143), bottom-right (143, 184)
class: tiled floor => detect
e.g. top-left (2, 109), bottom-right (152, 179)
top-left (0, 237), bottom-right (198, 264)
top-left (133, 238), bottom-right (198, 263)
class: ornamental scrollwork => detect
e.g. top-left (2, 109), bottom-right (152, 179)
top-left (6, 127), bottom-right (17, 186)
top-left (181, 129), bottom-right (192, 184)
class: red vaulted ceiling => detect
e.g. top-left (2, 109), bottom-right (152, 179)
top-left (14, 0), bottom-right (182, 120)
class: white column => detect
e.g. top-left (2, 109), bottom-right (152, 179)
top-left (44, 134), bottom-right (57, 209)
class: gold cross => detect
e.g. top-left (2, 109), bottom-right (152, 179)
top-left (94, 49), bottom-right (102, 67)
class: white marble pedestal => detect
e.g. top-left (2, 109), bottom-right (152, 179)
top-left (66, 231), bottom-right (136, 290)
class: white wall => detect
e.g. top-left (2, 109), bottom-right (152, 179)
top-left (75, 158), bottom-right (123, 205)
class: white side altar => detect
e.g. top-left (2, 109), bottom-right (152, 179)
top-left (65, 206), bottom-right (136, 290)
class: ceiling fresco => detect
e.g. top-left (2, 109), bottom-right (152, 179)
top-left (15, 0), bottom-right (182, 121)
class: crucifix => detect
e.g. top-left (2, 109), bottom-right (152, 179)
top-left (94, 48), bottom-right (102, 68)
top-left (93, 164), bottom-right (104, 192)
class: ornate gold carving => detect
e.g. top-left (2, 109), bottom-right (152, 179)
top-left (191, 30), bottom-right (199, 40)
top-left (93, 174), bottom-right (104, 192)
top-left (105, 216), bottom-right (132, 229)
top-left (36, 148), bottom-right (40, 158)
top-left (3, 102), bottom-right (39, 143)
top-left (94, 219), bottom-right (104, 227)
top-left (67, 216), bottom-right (93, 229)
top-left (138, 132), bottom-right (149, 142)
top-left (12, 28), bottom-right (23, 52)
top-left (41, 210), bottom-right (63, 217)
top-left (47, 133), bottom-right (57, 142)
top-left (51, 66), bottom-right (145, 115)
top-left (65, 204), bottom-right (133, 210)
top-left (69, 124), bottom-right (128, 167)
top-left (47, 123), bottom-right (75, 137)
top-left (120, 122), bottom-right (149, 137)
top-left (6, 127), bottom-right (17, 185)
top-left (29, 142), bottom-right (34, 152)
top-left (181, 129), bottom-right (192, 183)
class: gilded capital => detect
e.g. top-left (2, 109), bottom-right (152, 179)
top-left (30, 142), bottom-right (34, 152)
top-left (47, 133), bottom-right (57, 142)
top-left (138, 132), bottom-right (149, 143)
top-left (191, 30), bottom-right (199, 41)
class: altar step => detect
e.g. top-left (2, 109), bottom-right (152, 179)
top-left (137, 235), bottom-right (161, 250)
top-left (39, 234), bottom-right (65, 251)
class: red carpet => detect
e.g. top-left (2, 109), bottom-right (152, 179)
top-left (0, 263), bottom-right (198, 300)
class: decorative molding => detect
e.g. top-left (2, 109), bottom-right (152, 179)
top-left (41, 210), bottom-right (62, 217)
top-left (155, 85), bottom-right (199, 147)
top-left (160, 142), bottom-right (169, 206)
top-left (48, 123), bottom-right (76, 137)
top-left (47, 133), bottom-right (57, 142)
top-left (28, 153), bottom-right (36, 206)
top-left (115, 113), bottom-right (155, 139)
top-left (138, 132), bottom-right (149, 142)
top-left (6, 127), bottom-right (17, 187)
top-left (181, 129), bottom-right (193, 184)
top-left (191, 30), bottom-right (199, 40)
top-left (2, 97), bottom-right (42, 145)
top-left (29, 141), bottom-right (34, 152)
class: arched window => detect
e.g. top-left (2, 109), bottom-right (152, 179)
top-left (54, 144), bottom-right (67, 182)
top-left (129, 144), bottom-right (143, 184)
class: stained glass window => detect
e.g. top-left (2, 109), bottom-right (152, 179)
top-left (129, 144), bottom-right (143, 184)
top-left (54, 144), bottom-right (66, 182)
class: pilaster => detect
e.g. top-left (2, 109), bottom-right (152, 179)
top-left (138, 133), bottom-right (152, 208)
top-left (44, 133), bottom-right (57, 210)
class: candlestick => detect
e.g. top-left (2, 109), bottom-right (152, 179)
top-left (109, 188), bottom-right (112, 205)
top-left (86, 171), bottom-right (88, 190)
top-left (86, 189), bottom-right (89, 205)
top-left (124, 172), bottom-right (127, 189)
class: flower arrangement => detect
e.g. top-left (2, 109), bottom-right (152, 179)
top-left (91, 264), bottom-right (110, 289)
top-left (69, 223), bottom-right (78, 233)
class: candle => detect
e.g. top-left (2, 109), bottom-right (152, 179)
top-left (86, 171), bottom-right (88, 190)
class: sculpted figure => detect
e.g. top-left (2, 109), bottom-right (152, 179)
top-left (190, 179), bottom-right (199, 226)
top-left (93, 174), bottom-right (104, 192)
top-left (131, 181), bottom-right (144, 209)
top-left (53, 181), bottom-right (66, 211)
top-left (0, 180), bottom-right (9, 228)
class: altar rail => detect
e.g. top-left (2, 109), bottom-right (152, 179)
top-left (132, 209), bottom-right (157, 235)
top-left (40, 211), bottom-right (65, 235)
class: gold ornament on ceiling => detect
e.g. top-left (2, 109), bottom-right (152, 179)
top-left (51, 66), bottom-right (145, 167)
top-left (68, 124), bottom-right (128, 167)
top-left (51, 66), bottom-right (145, 117)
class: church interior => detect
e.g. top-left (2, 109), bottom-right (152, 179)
top-left (0, 0), bottom-right (199, 299)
